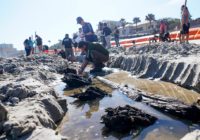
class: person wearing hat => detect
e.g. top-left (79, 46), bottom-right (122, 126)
top-left (77, 41), bottom-right (109, 74)
top-left (76, 17), bottom-right (98, 42)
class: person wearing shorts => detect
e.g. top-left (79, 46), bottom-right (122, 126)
top-left (180, 5), bottom-right (190, 43)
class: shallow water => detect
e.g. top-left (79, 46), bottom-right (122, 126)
top-left (55, 80), bottom-right (200, 140)
top-left (105, 71), bottom-right (200, 105)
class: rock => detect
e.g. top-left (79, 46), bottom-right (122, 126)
top-left (148, 101), bottom-right (200, 123)
top-left (0, 94), bottom-right (5, 101)
top-left (63, 68), bottom-right (77, 74)
top-left (36, 113), bottom-right (56, 129)
top-left (0, 103), bottom-right (8, 122)
top-left (41, 97), bottom-right (65, 123)
top-left (3, 63), bottom-right (18, 73)
top-left (0, 55), bottom-right (73, 138)
top-left (57, 98), bottom-right (68, 112)
top-left (21, 127), bottom-right (68, 140)
top-left (132, 94), bottom-right (143, 102)
top-left (0, 65), bottom-right (3, 74)
top-left (49, 90), bottom-right (58, 99)
top-left (197, 98), bottom-right (200, 105)
top-left (9, 97), bottom-right (20, 105)
top-left (0, 84), bottom-right (12, 94)
top-left (181, 129), bottom-right (200, 140)
top-left (54, 60), bottom-right (69, 74)
top-left (62, 73), bottom-right (91, 88)
top-left (101, 105), bottom-right (157, 133)
top-left (38, 71), bottom-right (48, 81)
top-left (71, 87), bottom-right (111, 101)
top-left (6, 86), bottom-right (29, 100)
top-left (13, 123), bottom-right (36, 138)
top-left (5, 85), bottom-right (37, 100)
top-left (3, 121), bottom-right (36, 139)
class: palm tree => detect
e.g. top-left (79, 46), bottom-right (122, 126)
top-left (48, 40), bottom-right (51, 47)
top-left (120, 18), bottom-right (126, 28)
top-left (145, 14), bottom-right (155, 29)
top-left (133, 17), bottom-right (141, 32)
top-left (119, 18), bottom-right (127, 35)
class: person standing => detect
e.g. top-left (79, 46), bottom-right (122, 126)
top-left (73, 28), bottom-right (84, 48)
top-left (28, 37), bottom-right (34, 54)
top-left (23, 38), bottom-right (31, 56)
top-left (77, 27), bottom-right (84, 42)
top-left (159, 20), bottom-right (166, 42)
top-left (103, 23), bottom-right (112, 49)
top-left (180, 5), bottom-right (190, 43)
top-left (62, 34), bottom-right (74, 60)
top-left (35, 35), bottom-right (43, 53)
top-left (98, 22), bottom-right (106, 47)
top-left (77, 41), bottom-right (109, 74)
top-left (113, 26), bottom-right (120, 47)
top-left (76, 17), bottom-right (98, 42)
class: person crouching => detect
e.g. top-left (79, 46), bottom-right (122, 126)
top-left (77, 41), bottom-right (109, 74)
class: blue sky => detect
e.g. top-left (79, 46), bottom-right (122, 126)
top-left (0, 0), bottom-right (199, 50)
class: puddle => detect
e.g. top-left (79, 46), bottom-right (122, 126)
top-left (105, 71), bottom-right (200, 105)
top-left (55, 80), bottom-right (200, 140)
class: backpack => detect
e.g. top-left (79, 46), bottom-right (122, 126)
top-left (23, 39), bottom-right (29, 48)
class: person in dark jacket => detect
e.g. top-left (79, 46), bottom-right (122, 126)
top-left (77, 41), bottom-right (109, 74)
top-left (35, 35), bottom-right (43, 53)
top-left (62, 34), bottom-right (74, 60)
top-left (24, 38), bottom-right (31, 56)
top-left (113, 26), bottom-right (120, 47)
top-left (76, 17), bottom-right (98, 42)
top-left (103, 23), bottom-right (112, 48)
top-left (58, 49), bottom-right (66, 59)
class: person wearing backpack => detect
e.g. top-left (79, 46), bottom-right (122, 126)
top-left (103, 23), bottom-right (112, 48)
top-left (35, 34), bottom-right (43, 53)
top-left (77, 41), bottom-right (109, 74)
top-left (76, 17), bottom-right (98, 42)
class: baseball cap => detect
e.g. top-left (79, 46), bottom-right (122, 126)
top-left (76, 17), bottom-right (83, 24)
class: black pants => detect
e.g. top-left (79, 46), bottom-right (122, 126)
top-left (25, 48), bottom-right (31, 56)
top-left (90, 50), bottom-right (109, 68)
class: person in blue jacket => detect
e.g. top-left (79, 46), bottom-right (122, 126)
top-left (76, 17), bottom-right (98, 42)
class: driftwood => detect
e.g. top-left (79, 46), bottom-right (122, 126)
top-left (101, 105), bottom-right (157, 133)
top-left (97, 76), bottom-right (200, 123)
top-left (70, 87), bottom-right (111, 101)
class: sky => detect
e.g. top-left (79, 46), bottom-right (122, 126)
top-left (0, 0), bottom-right (199, 50)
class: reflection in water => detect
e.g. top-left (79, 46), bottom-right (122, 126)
top-left (56, 88), bottom-right (200, 140)
top-left (72, 99), bottom-right (100, 119)
top-left (55, 73), bottom-right (200, 140)
top-left (105, 71), bottom-right (200, 105)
